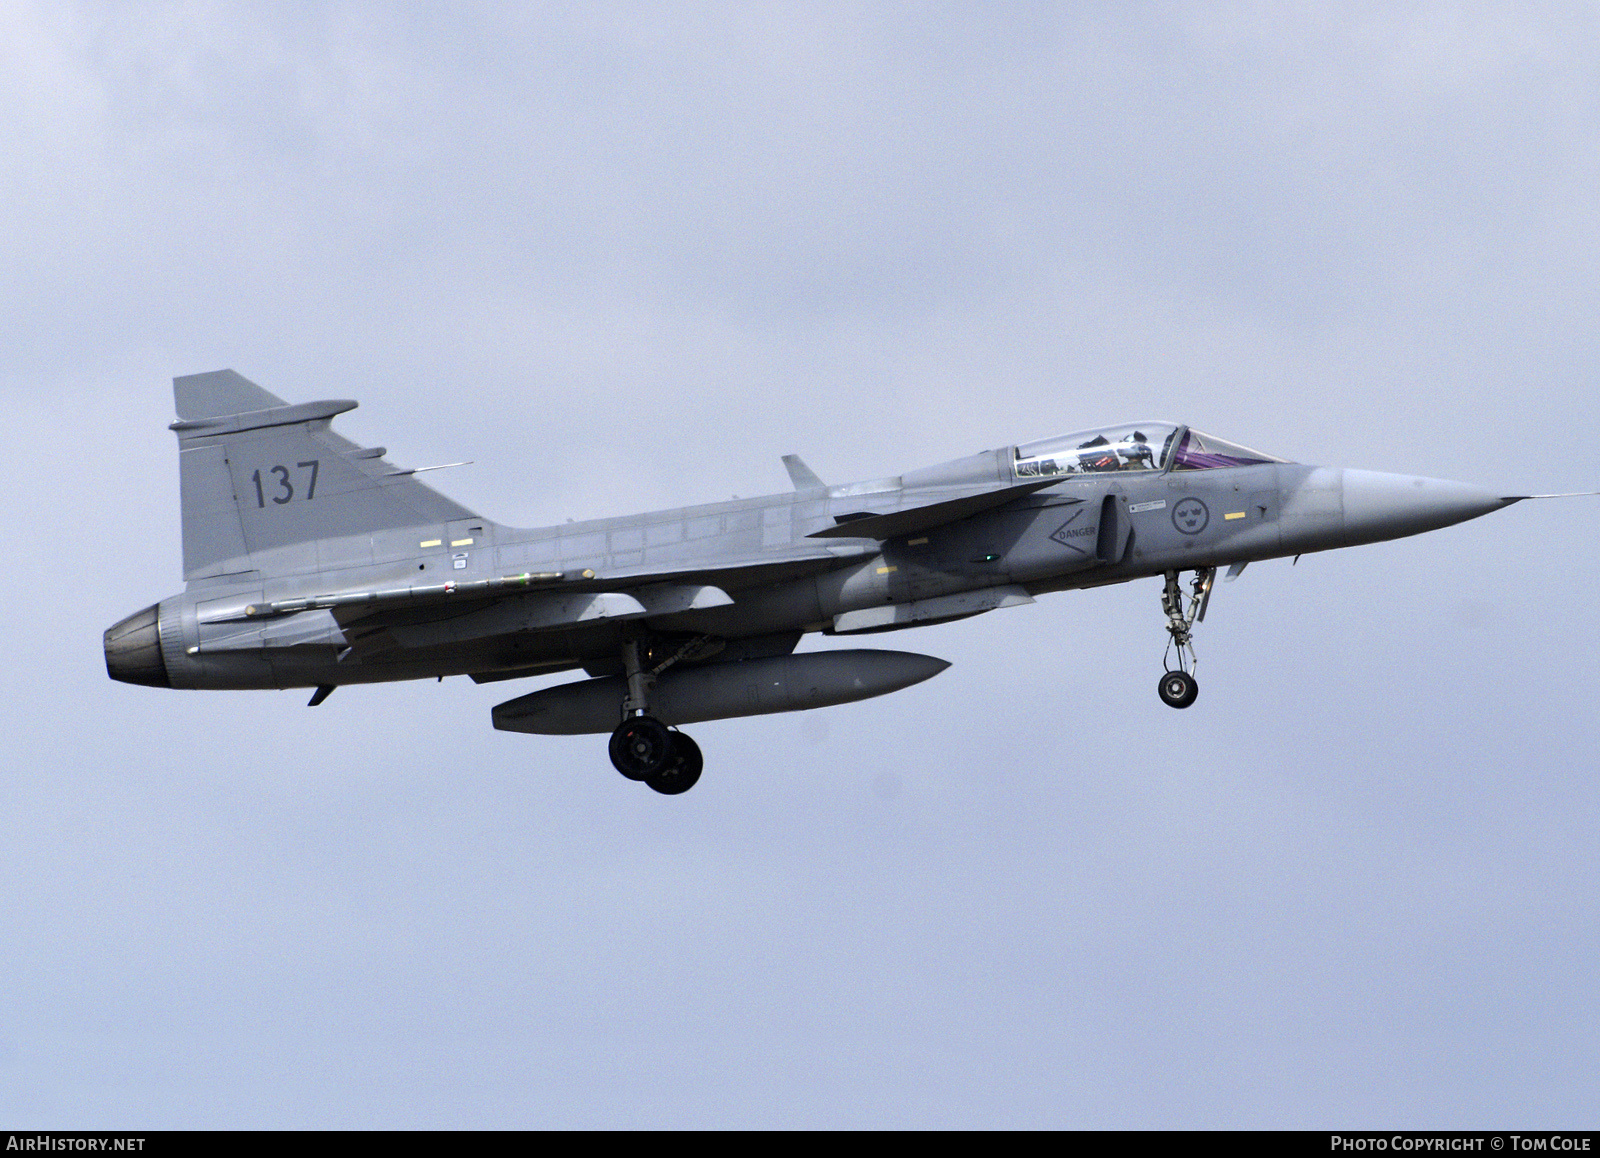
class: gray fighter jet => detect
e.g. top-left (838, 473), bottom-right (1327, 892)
top-left (105, 370), bottom-right (1559, 794)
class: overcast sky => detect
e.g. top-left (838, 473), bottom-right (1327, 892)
top-left (3, 1), bottom-right (1597, 1128)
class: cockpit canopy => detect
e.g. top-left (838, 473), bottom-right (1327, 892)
top-left (1012, 423), bottom-right (1287, 480)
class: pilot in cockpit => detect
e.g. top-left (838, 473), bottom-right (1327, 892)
top-left (1123, 431), bottom-right (1154, 470)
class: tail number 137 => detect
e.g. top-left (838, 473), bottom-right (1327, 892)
top-left (252, 461), bottom-right (320, 507)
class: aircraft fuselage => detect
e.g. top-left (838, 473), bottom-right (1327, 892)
top-left (112, 459), bottom-right (1509, 693)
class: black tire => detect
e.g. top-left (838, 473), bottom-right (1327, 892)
top-left (1158, 670), bottom-right (1199, 709)
top-left (645, 732), bottom-right (703, 795)
top-left (609, 716), bottom-right (673, 779)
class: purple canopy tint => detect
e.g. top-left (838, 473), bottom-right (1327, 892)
top-left (1170, 430), bottom-right (1283, 471)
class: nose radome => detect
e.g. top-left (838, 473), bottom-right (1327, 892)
top-left (1341, 469), bottom-right (1514, 546)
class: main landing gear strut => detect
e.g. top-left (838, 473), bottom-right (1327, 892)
top-left (1158, 567), bottom-right (1215, 709)
top-left (607, 636), bottom-right (707, 794)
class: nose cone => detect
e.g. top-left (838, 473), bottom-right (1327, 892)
top-left (105, 603), bottom-right (171, 687)
top-left (1342, 469), bottom-right (1514, 546)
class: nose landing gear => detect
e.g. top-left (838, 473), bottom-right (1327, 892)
top-left (1158, 567), bottom-right (1214, 709)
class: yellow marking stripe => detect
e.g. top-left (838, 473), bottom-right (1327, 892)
top-left (419, 539), bottom-right (442, 547)
top-left (877, 565), bottom-right (898, 574)
top-left (1224, 512), bottom-right (1247, 521)
top-left (450, 538), bottom-right (474, 546)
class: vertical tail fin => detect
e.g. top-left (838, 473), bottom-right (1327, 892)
top-left (171, 370), bottom-right (478, 581)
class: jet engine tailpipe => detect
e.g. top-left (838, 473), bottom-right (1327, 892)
top-left (104, 603), bottom-right (171, 688)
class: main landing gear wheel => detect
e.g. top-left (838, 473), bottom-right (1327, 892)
top-left (612, 633), bottom-right (717, 794)
top-left (609, 715), bottom-right (673, 780)
top-left (645, 732), bottom-right (703, 796)
top-left (1158, 670), bottom-right (1198, 709)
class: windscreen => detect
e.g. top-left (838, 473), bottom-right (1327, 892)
top-left (1169, 429), bottom-right (1287, 471)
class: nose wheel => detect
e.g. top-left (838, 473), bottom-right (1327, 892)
top-left (1158, 567), bottom-right (1214, 709)
top-left (1158, 669), bottom-right (1198, 709)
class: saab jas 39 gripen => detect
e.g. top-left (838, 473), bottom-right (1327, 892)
top-left (106, 370), bottom-right (1564, 795)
